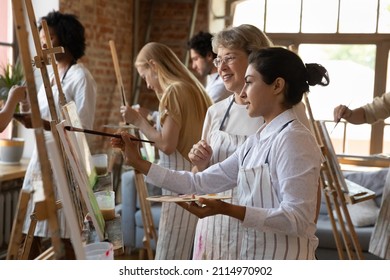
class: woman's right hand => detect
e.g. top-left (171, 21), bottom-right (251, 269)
top-left (120, 105), bottom-right (141, 126)
top-left (189, 140), bottom-right (212, 171)
top-left (8, 86), bottom-right (27, 103)
top-left (110, 131), bottom-right (142, 165)
top-left (333, 104), bottom-right (351, 122)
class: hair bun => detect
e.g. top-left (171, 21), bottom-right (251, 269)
top-left (305, 63), bottom-right (330, 86)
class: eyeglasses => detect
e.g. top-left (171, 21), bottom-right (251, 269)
top-left (213, 55), bottom-right (236, 68)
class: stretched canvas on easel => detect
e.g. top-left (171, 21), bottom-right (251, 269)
top-left (46, 138), bottom-right (86, 259)
top-left (56, 120), bottom-right (105, 240)
top-left (62, 101), bottom-right (98, 187)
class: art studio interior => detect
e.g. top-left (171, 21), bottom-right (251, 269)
top-left (0, 0), bottom-right (389, 260)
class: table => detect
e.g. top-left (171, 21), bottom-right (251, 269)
top-left (0, 158), bottom-right (29, 182)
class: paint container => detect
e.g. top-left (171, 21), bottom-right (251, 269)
top-left (94, 190), bottom-right (115, 220)
top-left (84, 241), bottom-right (114, 260)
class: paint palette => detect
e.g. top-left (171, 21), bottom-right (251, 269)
top-left (146, 194), bottom-right (232, 202)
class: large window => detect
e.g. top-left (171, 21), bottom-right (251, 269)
top-left (232, 0), bottom-right (390, 156)
top-left (0, 0), bottom-right (16, 139)
top-left (0, 0), bottom-right (14, 65)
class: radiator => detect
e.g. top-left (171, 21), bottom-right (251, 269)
top-left (0, 187), bottom-right (21, 254)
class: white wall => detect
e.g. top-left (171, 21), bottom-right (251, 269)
top-left (18, 0), bottom-right (59, 159)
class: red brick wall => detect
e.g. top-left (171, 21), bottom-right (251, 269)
top-left (60, 0), bottom-right (209, 153)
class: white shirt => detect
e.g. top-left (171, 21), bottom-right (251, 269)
top-left (205, 72), bottom-right (231, 103)
top-left (146, 109), bottom-right (322, 239)
top-left (22, 63), bottom-right (97, 238)
top-left (202, 95), bottom-right (263, 140)
top-left (38, 63), bottom-right (97, 129)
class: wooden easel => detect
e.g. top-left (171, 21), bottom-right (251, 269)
top-left (7, 0), bottom-right (65, 259)
top-left (7, 0), bottom-right (95, 260)
top-left (109, 40), bottom-right (157, 259)
top-left (134, 170), bottom-right (158, 260)
top-left (303, 93), bottom-right (376, 259)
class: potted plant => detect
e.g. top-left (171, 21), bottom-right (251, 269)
top-left (0, 60), bottom-right (25, 164)
top-left (0, 59), bottom-right (24, 112)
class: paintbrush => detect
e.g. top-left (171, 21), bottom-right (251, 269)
top-left (331, 100), bottom-right (352, 134)
top-left (64, 126), bottom-right (154, 144)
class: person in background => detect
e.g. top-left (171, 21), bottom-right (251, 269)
top-left (188, 31), bottom-right (231, 103)
top-left (112, 47), bottom-right (329, 260)
top-left (0, 86), bottom-right (27, 132)
top-left (120, 42), bottom-right (212, 259)
top-left (187, 24), bottom-right (271, 260)
top-left (20, 11), bottom-right (97, 259)
top-left (334, 93), bottom-right (390, 259)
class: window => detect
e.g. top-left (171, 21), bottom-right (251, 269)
top-left (0, 0), bottom-right (16, 139)
top-left (232, 0), bottom-right (390, 156)
top-left (0, 0), bottom-right (14, 65)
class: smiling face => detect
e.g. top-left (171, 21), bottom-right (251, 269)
top-left (136, 65), bottom-right (162, 94)
top-left (241, 64), bottom-right (285, 122)
top-left (216, 47), bottom-right (248, 94)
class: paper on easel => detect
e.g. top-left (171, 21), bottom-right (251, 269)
top-left (56, 120), bottom-right (105, 241)
top-left (61, 101), bottom-right (98, 187)
top-left (46, 138), bottom-right (86, 259)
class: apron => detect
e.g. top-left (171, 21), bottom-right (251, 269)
top-left (237, 120), bottom-right (316, 259)
top-left (21, 133), bottom-right (71, 238)
top-left (154, 121), bottom-right (198, 260)
top-left (193, 98), bottom-right (249, 260)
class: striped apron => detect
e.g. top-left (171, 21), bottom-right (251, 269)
top-left (237, 120), bottom-right (316, 259)
top-left (155, 149), bottom-right (198, 259)
top-left (193, 98), bottom-right (249, 259)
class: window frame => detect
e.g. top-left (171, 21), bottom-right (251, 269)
top-left (228, 0), bottom-right (390, 155)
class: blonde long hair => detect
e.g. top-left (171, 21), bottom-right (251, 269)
top-left (135, 42), bottom-right (212, 119)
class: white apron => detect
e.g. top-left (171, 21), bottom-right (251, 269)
top-left (154, 117), bottom-right (198, 259)
top-left (22, 133), bottom-right (71, 238)
top-left (193, 99), bottom-right (249, 259)
top-left (237, 121), bottom-right (316, 260)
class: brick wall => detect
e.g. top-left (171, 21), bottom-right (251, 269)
top-left (60, 0), bottom-right (209, 153)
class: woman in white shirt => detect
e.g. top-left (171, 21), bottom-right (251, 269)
top-left (188, 24), bottom-right (270, 260)
top-left (20, 11), bottom-right (97, 259)
top-left (112, 47), bottom-right (329, 259)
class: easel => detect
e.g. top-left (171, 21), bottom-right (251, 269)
top-left (134, 170), bottom-right (158, 260)
top-left (109, 41), bottom-right (157, 259)
top-left (304, 93), bottom-right (376, 259)
top-left (7, 0), bottom-right (65, 259)
top-left (7, 0), bottom-right (100, 260)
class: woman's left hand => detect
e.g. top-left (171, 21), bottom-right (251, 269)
top-left (176, 197), bottom-right (225, 219)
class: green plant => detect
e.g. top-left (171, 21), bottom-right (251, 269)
top-left (0, 59), bottom-right (24, 101)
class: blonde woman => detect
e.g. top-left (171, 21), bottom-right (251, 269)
top-left (120, 42), bottom-right (212, 259)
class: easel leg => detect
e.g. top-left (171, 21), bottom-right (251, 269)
top-left (20, 214), bottom-right (38, 260)
top-left (6, 190), bottom-right (31, 260)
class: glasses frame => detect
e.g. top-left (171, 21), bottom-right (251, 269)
top-left (213, 55), bottom-right (237, 68)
